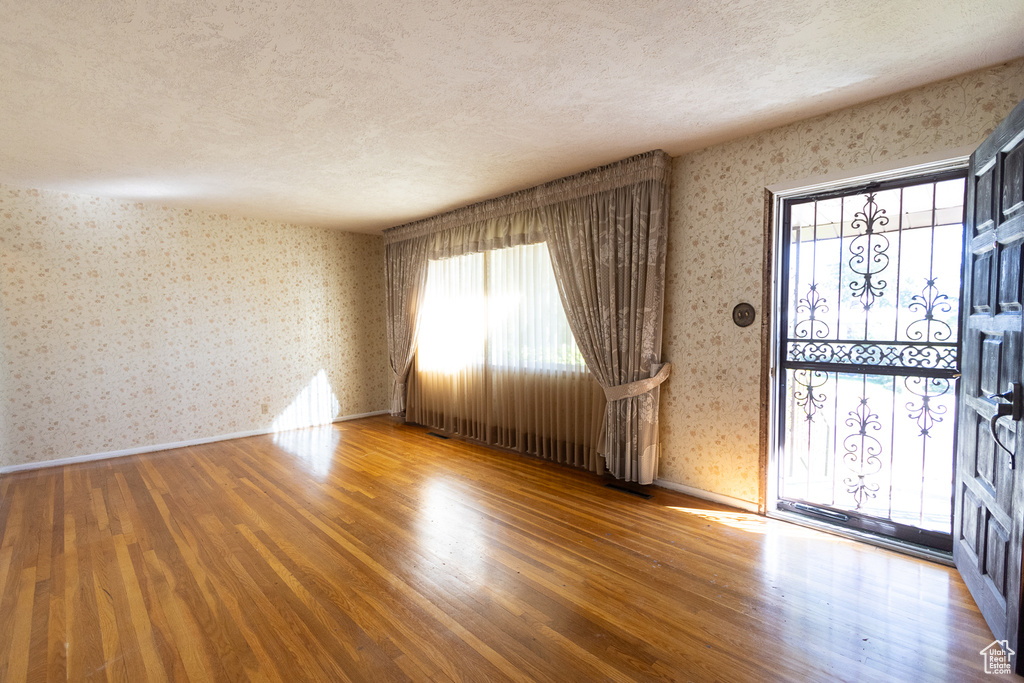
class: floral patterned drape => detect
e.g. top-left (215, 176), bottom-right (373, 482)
top-left (384, 237), bottom-right (429, 415)
top-left (542, 156), bottom-right (672, 484)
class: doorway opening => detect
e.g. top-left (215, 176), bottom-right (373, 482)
top-left (771, 168), bottom-right (967, 552)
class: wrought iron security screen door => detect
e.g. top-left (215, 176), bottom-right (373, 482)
top-left (778, 170), bottom-right (967, 550)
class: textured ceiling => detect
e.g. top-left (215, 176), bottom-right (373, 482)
top-left (1, 0), bottom-right (1022, 232)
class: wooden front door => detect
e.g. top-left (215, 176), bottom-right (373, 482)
top-left (955, 96), bottom-right (1024, 672)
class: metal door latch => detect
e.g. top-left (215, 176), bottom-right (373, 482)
top-left (990, 382), bottom-right (1023, 469)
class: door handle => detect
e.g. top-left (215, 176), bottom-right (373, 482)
top-left (989, 382), bottom-right (1023, 469)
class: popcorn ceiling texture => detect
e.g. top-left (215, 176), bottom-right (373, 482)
top-left (658, 58), bottom-right (1024, 504)
top-left (1, 1), bottom-right (1022, 231)
top-left (0, 187), bottom-right (389, 469)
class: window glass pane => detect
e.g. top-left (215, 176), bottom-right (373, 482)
top-left (417, 251), bottom-right (486, 372)
top-left (487, 243), bottom-right (586, 372)
top-left (417, 242), bottom-right (586, 373)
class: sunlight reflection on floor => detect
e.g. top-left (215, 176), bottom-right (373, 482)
top-left (667, 506), bottom-right (772, 534)
top-left (273, 425), bottom-right (340, 478)
top-left (667, 506), bottom-right (825, 539)
top-left (270, 370), bottom-right (343, 478)
top-left (416, 480), bottom-right (487, 580)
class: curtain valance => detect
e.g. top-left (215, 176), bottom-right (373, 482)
top-left (382, 150), bottom-right (671, 246)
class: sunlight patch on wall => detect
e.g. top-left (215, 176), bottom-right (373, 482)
top-left (271, 369), bottom-right (341, 432)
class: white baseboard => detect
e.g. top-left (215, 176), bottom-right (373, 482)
top-left (0, 410), bottom-right (390, 475)
top-left (653, 478), bottom-right (760, 513)
top-left (333, 410), bottom-right (390, 423)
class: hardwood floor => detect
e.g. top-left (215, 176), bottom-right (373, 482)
top-left (0, 416), bottom-right (999, 681)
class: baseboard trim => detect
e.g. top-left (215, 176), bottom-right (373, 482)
top-left (0, 410), bottom-right (390, 475)
top-left (653, 479), bottom-right (760, 513)
top-left (332, 410), bottom-right (390, 423)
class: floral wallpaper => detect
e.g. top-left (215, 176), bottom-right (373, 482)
top-left (660, 58), bottom-right (1024, 505)
top-left (0, 188), bottom-right (389, 469)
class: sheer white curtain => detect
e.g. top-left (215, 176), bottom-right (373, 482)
top-left (407, 242), bottom-right (605, 471)
top-left (416, 251), bottom-right (487, 374)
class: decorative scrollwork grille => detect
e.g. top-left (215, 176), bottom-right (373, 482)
top-left (778, 172), bottom-right (965, 547)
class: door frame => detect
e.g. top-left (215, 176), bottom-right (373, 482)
top-left (760, 154), bottom-right (971, 562)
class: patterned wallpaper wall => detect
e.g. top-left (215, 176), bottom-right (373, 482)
top-left (0, 188), bottom-right (389, 469)
top-left (660, 58), bottom-right (1024, 505)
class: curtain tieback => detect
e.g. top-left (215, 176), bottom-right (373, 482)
top-left (603, 363), bottom-right (672, 402)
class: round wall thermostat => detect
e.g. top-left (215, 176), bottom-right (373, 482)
top-left (732, 303), bottom-right (756, 327)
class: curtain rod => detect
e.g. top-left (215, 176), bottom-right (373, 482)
top-left (382, 149), bottom-right (672, 245)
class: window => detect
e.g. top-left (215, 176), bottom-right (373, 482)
top-left (416, 242), bottom-right (587, 374)
top-left (407, 241), bottom-right (603, 465)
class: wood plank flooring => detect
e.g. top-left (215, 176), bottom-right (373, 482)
top-left (0, 416), bottom-right (1000, 681)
